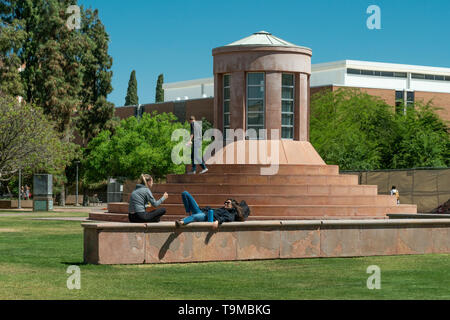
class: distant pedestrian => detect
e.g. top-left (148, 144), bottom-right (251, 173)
top-left (390, 186), bottom-right (400, 204)
top-left (187, 116), bottom-right (208, 175)
top-left (25, 185), bottom-right (30, 200)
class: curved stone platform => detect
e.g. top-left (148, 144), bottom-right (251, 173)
top-left (83, 218), bottom-right (450, 265)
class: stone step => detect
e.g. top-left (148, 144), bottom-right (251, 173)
top-left (158, 204), bottom-right (416, 217)
top-left (106, 202), bottom-right (416, 217)
top-left (152, 193), bottom-right (398, 206)
top-left (89, 211), bottom-right (129, 222)
top-left (186, 164), bottom-right (340, 175)
top-left (88, 211), bottom-right (389, 223)
top-left (152, 183), bottom-right (378, 196)
top-left (166, 173), bottom-right (359, 185)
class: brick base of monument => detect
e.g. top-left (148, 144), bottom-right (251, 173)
top-left (83, 219), bottom-right (450, 265)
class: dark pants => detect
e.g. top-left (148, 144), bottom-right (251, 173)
top-left (128, 208), bottom-right (166, 223)
top-left (191, 142), bottom-right (206, 172)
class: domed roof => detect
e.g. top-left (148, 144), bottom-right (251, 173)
top-left (225, 31), bottom-right (302, 48)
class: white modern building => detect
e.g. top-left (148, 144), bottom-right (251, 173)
top-left (162, 59), bottom-right (450, 122)
top-left (163, 60), bottom-right (450, 101)
top-left (163, 77), bottom-right (214, 102)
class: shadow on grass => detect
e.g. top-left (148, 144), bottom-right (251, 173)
top-left (61, 261), bottom-right (88, 266)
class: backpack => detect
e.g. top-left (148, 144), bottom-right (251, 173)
top-left (239, 200), bottom-right (251, 219)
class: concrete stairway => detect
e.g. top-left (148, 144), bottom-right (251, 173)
top-left (89, 164), bottom-right (417, 222)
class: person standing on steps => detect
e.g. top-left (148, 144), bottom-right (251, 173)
top-left (128, 174), bottom-right (168, 223)
top-left (187, 116), bottom-right (208, 175)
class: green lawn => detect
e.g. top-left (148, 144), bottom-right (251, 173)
top-left (0, 211), bottom-right (450, 300)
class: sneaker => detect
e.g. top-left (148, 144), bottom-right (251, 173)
top-left (175, 220), bottom-right (183, 228)
top-left (187, 171), bottom-right (196, 175)
top-left (199, 168), bottom-right (209, 174)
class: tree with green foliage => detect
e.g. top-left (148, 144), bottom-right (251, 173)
top-left (4, 0), bottom-right (85, 135)
top-left (0, 94), bottom-right (77, 181)
top-left (391, 102), bottom-right (450, 168)
top-left (310, 88), bottom-right (450, 170)
top-left (76, 7), bottom-right (116, 148)
top-left (0, 1), bottom-right (115, 205)
top-left (155, 73), bottom-right (164, 103)
top-left (310, 88), bottom-right (394, 170)
top-left (0, 9), bottom-right (26, 99)
top-left (84, 112), bottom-right (188, 183)
top-left (125, 70), bottom-right (138, 106)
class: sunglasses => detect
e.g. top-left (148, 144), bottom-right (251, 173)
top-left (224, 201), bottom-right (232, 205)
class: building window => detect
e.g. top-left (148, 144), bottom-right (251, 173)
top-left (246, 72), bottom-right (265, 139)
top-left (281, 74), bottom-right (294, 139)
top-left (347, 68), bottom-right (407, 78)
top-left (395, 91), bottom-right (404, 114)
top-left (347, 68), bottom-right (361, 75)
top-left (411, 73), bottom-right (425, 79)
top-left (395, 91), bottom-right (414, 114)
top-left (412, 73), bottom-right (450, 81)
top-left (381, 71), bottom-right (395, 77)
top-left (406, 91), bottom-right (415, 113)
top-left (223, 74), bottom-right (231, 136)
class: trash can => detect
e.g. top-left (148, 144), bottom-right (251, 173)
top-left (107, 177), bottom-right (124, 203)
top-left (33, 174), bottom-right (53, 211)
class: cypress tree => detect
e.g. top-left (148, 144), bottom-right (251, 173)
top-left (155, 73), bottom-right (164, 103)
top-left (125, 70), bottom-right (138, 106)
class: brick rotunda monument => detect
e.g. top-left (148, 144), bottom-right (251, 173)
top-left (91, 31), bottom-right (417, 222)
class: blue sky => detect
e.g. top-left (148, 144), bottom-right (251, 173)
top-left (78, 0), bottom-right (450, 107)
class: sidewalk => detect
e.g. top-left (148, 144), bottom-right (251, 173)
top-left (0, 205), bottom-right (106, 214)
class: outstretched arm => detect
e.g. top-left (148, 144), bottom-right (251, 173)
top-left (146, 189), bottom-right (167, 207)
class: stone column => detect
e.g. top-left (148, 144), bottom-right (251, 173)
top-left (265, 71), bottom-right (282, 140)
top-left (213, 73), bottom-right (222, 132)
top-left (294, 73), bottom-right (301, 141)
top-left (299, 73), bottom-right (309, 141)
top-left (307, 75), bottom-right (311, 142)
top-left (229, 71), bottom-right (246, 139)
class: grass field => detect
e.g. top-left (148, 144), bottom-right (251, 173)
top-left (0, 211), bottom-right (450, 300)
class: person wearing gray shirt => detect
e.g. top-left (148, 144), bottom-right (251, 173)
top-left (128, 174), bottom-right (168, 223)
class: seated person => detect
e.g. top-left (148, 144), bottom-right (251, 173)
top-left (175, 191), bottom-right (250, 229)
top-left (128, 174), bottom-right (168, 223)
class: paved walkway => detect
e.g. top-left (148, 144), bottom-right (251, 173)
top-left (0, 205), bottom-right (105, 213)
top-left (29, 217), bottom-right (89, 221)
top-left (0, 205), bottom-right (99, 221)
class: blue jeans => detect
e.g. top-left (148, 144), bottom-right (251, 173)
top-left (181, 191), bottom-right (213, 224)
